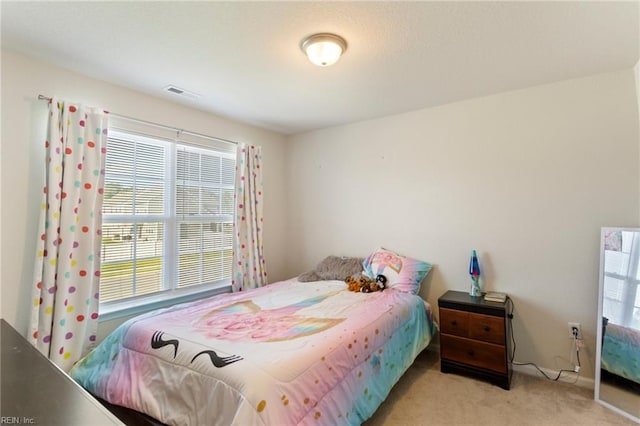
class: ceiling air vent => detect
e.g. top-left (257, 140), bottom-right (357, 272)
top-left (163, 85), bottom-right (201, 99)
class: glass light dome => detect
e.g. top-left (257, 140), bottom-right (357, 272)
top-left (301, 33), bottom-right (347, 67)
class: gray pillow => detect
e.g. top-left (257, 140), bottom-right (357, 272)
top-left (298, 256), bottom-right (364, 282)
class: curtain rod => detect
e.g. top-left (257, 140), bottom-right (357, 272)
top-left (37, 94), bottom-right (238, 146)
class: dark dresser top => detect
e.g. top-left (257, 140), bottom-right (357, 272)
top-left (438, 290), bottom-right (507, 316)
top-left (1, 319), bottom-right (123, 425)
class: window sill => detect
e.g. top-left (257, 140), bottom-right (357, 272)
top-left (98, 281), bottom-right (232, 322)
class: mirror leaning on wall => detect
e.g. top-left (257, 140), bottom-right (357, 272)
top-left (595, 228), bottom-right (640, 423)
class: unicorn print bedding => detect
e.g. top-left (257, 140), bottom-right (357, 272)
top-left (69, 278), bottom-right (436, 425)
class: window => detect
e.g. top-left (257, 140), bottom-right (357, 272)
top-left (100, 130), bottom-right (235, 310)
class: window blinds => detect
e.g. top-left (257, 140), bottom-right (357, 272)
top-left (100, 130), bottom-right (235, 304)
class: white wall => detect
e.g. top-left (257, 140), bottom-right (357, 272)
top-left (3, 48), bottom-right (639, 382)
top-left (636, 61), bottom-right (640, 116)
top-left (635, 60), bottom-right (640, 223)
top-left (285, 69), bottom-right (640, 381)
top-left (1, 50), bottom-right (290, 336)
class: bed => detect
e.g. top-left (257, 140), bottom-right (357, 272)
top-left (601, 320), bottom-right (640, 387)
top-left (69, 277), bottom-right (436, 425)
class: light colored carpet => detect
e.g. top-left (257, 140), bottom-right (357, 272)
top-left (364, 349), bottom-right (637, 426)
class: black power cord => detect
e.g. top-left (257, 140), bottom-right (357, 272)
top-left (506, 296), bottom-right (581, 382)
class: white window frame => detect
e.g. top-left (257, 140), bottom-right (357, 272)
top-left (99, 129), bottom-right (234, 320)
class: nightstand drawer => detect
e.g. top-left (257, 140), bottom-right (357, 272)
top-left (441, 334), bottom-right (507, 374)
top-left (439, 308), bottom-right (469, 337)
top-left (441, 309), bottom-right (505, 345)
top-left (468, 313), bottom-right (505, 345)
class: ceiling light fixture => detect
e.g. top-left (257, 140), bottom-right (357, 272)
top-left (300, 33), bottom-right (347, 67)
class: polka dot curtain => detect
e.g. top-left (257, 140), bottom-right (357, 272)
top-left (29, 98), bottom-right (108, 372)
top-left (232, 143), bottom-right (267, 292)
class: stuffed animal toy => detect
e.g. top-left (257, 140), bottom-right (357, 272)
top-left (361, 274), bottom-right (387, 293)
top-left (375, 274), bottom-right (387, 290)
top-left (345, 275), bottom-right (366, 292)
top-left (345, 274), bottom-right (387, 293)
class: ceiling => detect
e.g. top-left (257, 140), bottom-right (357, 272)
top-left (2, 1), bottom-right (639, 135)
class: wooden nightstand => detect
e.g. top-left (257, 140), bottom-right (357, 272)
top-left (438, 290), bottom-right (512, 390)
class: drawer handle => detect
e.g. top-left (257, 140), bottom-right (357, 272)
top-left (451, 320), bottom-right (457, 326)
top-left (468, 350), bottom-right (475, 357)
top-left (483, 326), bottom-right (490, 332)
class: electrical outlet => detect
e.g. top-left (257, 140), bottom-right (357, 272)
top-left (568, 322), bottom-right (581, 338)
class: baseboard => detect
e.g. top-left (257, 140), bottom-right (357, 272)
top-left (511, 362), bottom-right (594, 390)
